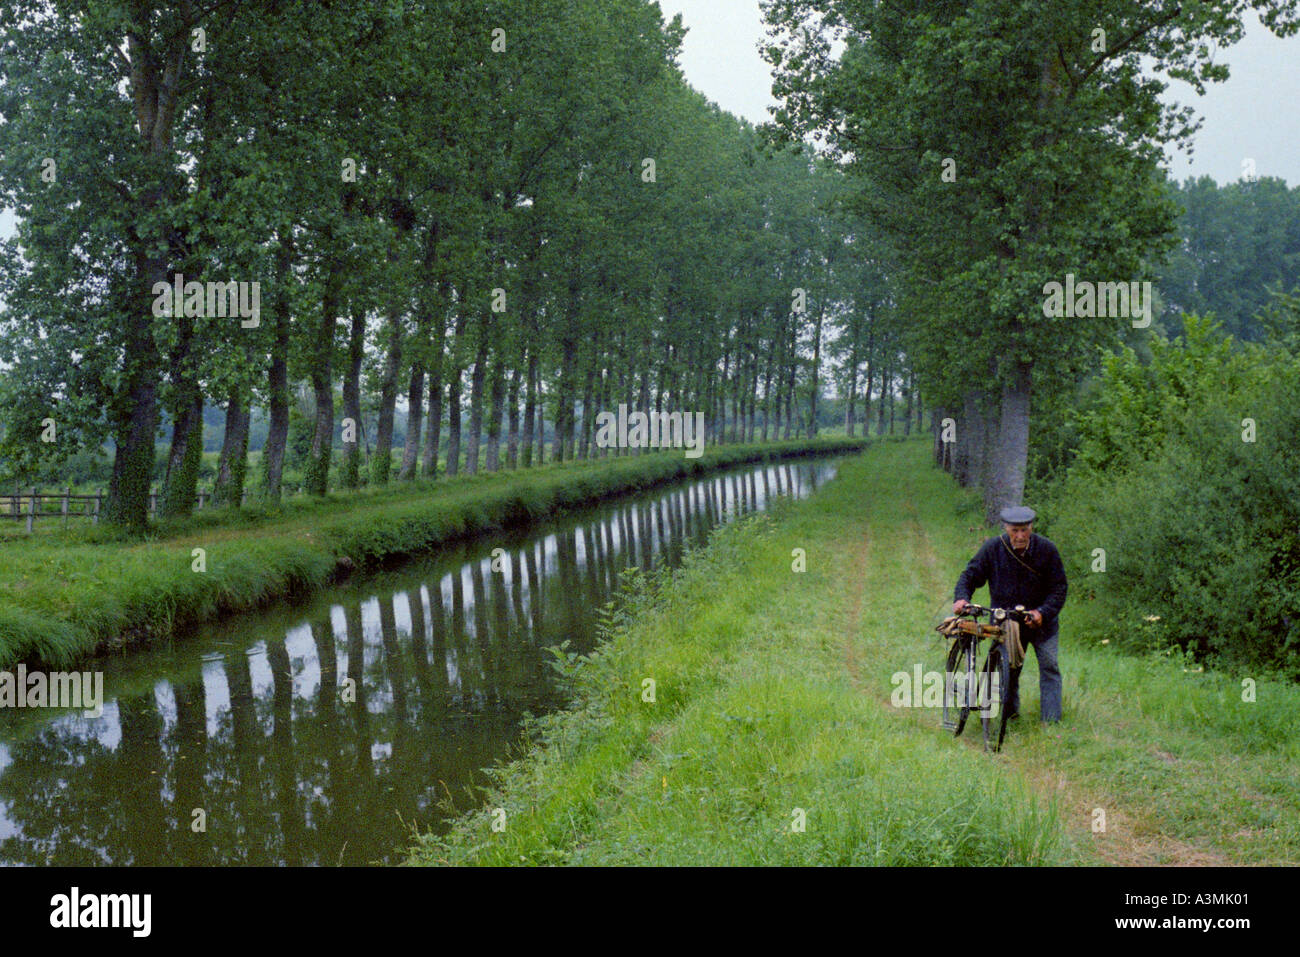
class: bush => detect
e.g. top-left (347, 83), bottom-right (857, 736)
top-left (1049, 316), bottom-right (1300, 676)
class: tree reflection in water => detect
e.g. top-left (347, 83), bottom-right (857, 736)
top-left (0, 460), bottom-right (836, 865)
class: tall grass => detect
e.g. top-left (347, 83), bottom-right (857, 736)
top-left (409, 438), bottom-right (1299, 866)
top-left (409, 445), bottom-right (1072, 866)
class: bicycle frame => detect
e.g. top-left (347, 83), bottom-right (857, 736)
top-left (941, 633), bottom-right (1001, 721)
top-left (938, 604), bottom-right (1023, 751)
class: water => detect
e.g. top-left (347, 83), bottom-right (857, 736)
top-left (0, 459), bottom-right (838, 865)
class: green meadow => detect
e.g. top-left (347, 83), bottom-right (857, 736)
top-left (410, 438), bottom-right (1299, 866)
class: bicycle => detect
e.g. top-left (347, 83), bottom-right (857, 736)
top-left (935, 602), bottom-right (1030, 752)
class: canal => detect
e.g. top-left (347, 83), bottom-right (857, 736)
top-left (0, 458), bottom-right (837, 865)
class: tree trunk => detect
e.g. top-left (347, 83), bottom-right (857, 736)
top-left (862, 326), bottom-right (875, 438)
top-left (484, 360), bottom-right (505, 472)
top-left (422, 321), bottom-right (446, 479)
top-left (903, 369), bottom-right (914, 436)
top-left (505, 362), bottom-right (521, 469)
top-left (262, 238), bottom-right (294, 504)
top-left (888, 367), bottom-right (896, 435)
top-left (445, 366), bottom-right (462, 477)
top-left (844, 336), bottom-right (859, 437)
top-left (161, 392), bottom-right (203, 519)
top-left (106, 13), bottom-right (191, 529)
top-left (215, 387), bottom-right (250, 508)
top-left (877, 358), bottom-right (890, 436)
top-left (748, 359), bottom-right (759, 441)
top-left (521, 350), bottom-right (538, 468)
top-left (955, 391), bottom-right (975, 487)
top-left (444, 307), bottom-right (467, 477)
top-left (424, 376), bottom-right (443, 479)
top-left (372, 316), bottom-right (403, 486)
top-left (534, 379), bottom-right (546, 466)
top-left (596, 366), bottom-right (611, 457)
top-left (341, 308), bottom-right (365, 490)
top-left (465, 332), bottom-right (488, 474)
top-left (931, 405), bottom-right (946, 468)
top-left (809, 304), bottom-right (824, 437)
top-left (762, 354), bottom-right (775, 442)
top-left (400, 357), bottom-right (425, 480)
top-left (578, 362), bottom-right (595, 459)
top-left (985, 362), bottom-right (1032, 524)
top-left (554, 338), bottom-right (577, 462)
top-left (957, 388), bottom-right (992, 492)
top-left (305, 276), bottom-right (341, 497)
top-left (783, 336), bottom-right (797, 439)
top-left (728, 363), bottom-right (741, 444)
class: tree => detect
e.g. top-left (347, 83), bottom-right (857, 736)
top-left (763, 0), bottom-right (1300, 521)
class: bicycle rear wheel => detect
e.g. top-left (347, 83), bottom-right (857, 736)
top-left (980, 642), bottom-right (1011, 752)
top-left (942, 638), bottom-right (972, 736)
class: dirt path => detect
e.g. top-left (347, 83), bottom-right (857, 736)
top-left (842, 523), bottom-right (871, 691)
top-left (836, 468), bottom-right (1229, 866)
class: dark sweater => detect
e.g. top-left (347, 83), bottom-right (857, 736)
top-left (954, 533), bottom-right (1068, 628)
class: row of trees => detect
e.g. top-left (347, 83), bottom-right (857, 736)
top-left (762, 0), bottom-right (1300, 522)
top-left (0, 0), bottom-right (913, 529)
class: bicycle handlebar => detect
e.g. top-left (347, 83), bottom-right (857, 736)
top-left (954, 602), bottom-right (1031, 624)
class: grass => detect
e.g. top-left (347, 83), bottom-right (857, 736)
top-left (408, 437), bottom-right (1299, 866)
top-left (0, 437), bottom-right (864, 670)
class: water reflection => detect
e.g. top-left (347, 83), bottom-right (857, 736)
top-left (0, 459), bottom-right (837, 866)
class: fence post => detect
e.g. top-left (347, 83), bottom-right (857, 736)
top-left (62, 487), bottom-right (70, 529)
top-left (197, 490), bottom-right (205, 510)
top-left (9, 488), bottom-right (16, 522)
top-left (149, 486), bottom-right (157, 516)
top-left (93, 489), bottom-right (103, 524)
top-left (240, 487), bottom-right (248, 508)
top-left (27, 487), bottom-right (36, 533)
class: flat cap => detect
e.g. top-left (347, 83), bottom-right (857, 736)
top-left (999, 505), bottom-right (1036, 525)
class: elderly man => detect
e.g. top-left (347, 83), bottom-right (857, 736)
top-left (951, 506), bottom-right (1068, 724)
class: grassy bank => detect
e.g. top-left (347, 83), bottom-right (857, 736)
top-left (409, 437), bottom-right (1299, 866)
top-left (0, 437), bottom-right (863, 669)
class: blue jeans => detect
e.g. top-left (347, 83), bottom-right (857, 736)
top-left (1006, 624), bottom-right (1061, 723)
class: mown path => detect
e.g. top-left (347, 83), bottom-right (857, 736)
top-left (838, 447), bottom-right (1228, 865)
top-left (412, 438), bottom-right (1299, 866)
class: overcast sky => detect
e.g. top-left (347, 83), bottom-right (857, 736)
top-left (1, 3), bottom-right (1295, 241)
top-left (658, 0), bottom-right (1300, 187)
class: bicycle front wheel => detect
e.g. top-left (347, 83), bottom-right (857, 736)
top-left (980, 642), bottom-right (1011, 752)
top-left (943, 638), bottom-right (972, 736)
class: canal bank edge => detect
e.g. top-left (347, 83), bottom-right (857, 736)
top-left (0, 438), bottom-right (866, 671)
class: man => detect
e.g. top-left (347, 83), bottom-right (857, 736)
top-left (952, 506), bottom-right (1068, 724)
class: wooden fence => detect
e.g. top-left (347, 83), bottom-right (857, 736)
top-left (0, 486), bottom-right (264, 532)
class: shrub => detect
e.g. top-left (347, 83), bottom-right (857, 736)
top-left (1049, 316), bottom-right (1300, 676)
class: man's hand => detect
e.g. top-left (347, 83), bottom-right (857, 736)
top-left (952, 600), bottom-right (970, 615)
top-left (1025, 609), bottom-right (1043, 628)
